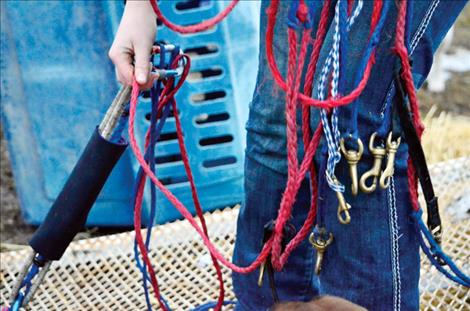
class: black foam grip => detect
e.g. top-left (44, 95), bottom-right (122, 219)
top-left (29, 128), bottom-right (127, 260)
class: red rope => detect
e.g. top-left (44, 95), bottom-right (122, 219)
top-left (369, 1), bottom-right (383, 37)
top-left (131, 0), bottom-right (378, 276)
top-left (393, 0), bottom-right (423, 212)
top-left (270, 28), bottom-right (308, 270)
top-left (172, 98), bottom-right (225, 310)
top-left (301, 0), bottom-right (331, 145)
top-left (299, 2), bottom-right (331, 245)
top-left (265, 0), bottom-right (381, 109)
top-left (149, 0), bottom-right (239, 34)
top-left (133, 55), bottom-right (226, 310)
top-left (276, 124), bottom-right (323, 268)
top-left (134, 172), bottom-right (168, 310)
top-left (129, 73), bottom-right (272, 276)
top-left (347, 0), bottom-right (354, 16)
top-left (127, 1), bottom-right (418, 307)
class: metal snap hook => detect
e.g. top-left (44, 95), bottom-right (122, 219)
top-left (359, 132), bottom-right (387, 193)
top-left (379, 132), bottom-right (401, 189)
top-left (309, 229), bottom-right (334, 275)
top-left (340, 138), bottom-right (363, 196)
top-left (336, 190), bottom-right (351, 224)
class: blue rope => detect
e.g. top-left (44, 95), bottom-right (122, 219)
top-left (338, 0), bottom-right (348, 95)
top-left (317, 0), bottom-right (344, 193)
top-left (132, 90), bottom-right (172, 311)
top-left (132, 44), bottom-right (177, 311)
top-left (346, 0), bottom-right (391, 140)
top-left (191, 300), bottom-right (237, 311)
top-left (316, 0), bottom-right (364, 193)
top-left (411, 210), bottom-right (470, 287)
top-left (10, 293), bottom-right (24, 311)
top-left (347, 0), bottom-right (363, 31)
top-left (316, 144), bottom-right (329, 228)
top-left (10, 255), bottom-right (45, 311)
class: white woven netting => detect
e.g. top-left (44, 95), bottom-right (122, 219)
top-left (1, 158), bottom-right (469, 310)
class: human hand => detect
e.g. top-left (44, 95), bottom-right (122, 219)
top-left (108, 0), bottom-right (157, 89)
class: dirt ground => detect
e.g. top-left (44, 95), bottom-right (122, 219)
top-left (1, 7), bottom-right (470, 247)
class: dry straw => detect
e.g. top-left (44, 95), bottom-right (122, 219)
top-left (422, 106), bottom-right (470, 163)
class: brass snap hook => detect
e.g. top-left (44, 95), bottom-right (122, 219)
top-left (336, 190), bottom-right (351, 224)
top-left (309, 230), bottom-right (334, 275)
top-left (379, 132), bottom-right (401, 189)
top-left (340, 138), bottom-right (363, 196)
top-left (359, 132), bottom-right (386, 193)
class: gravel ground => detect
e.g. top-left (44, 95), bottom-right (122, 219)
top-left (1, 7), bottom-right (469, 247)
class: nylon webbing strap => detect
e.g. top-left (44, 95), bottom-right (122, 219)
top-left (395, 73), bottom-right (442, 245)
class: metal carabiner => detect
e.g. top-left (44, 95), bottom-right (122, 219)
top-left (340, 138), bottom-right (363, 196)
top-left (359, 133), bottom-right (386, 193)
top-left (379, 132), bottom-right (401, 189)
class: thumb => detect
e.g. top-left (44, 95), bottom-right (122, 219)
top-left (134, 44), bottom-right (152, 85)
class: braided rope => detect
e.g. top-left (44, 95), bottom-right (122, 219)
top-left (317, 0), bottom-right (363, 193)
top-left (265, 0), bottom-right (378, 109)
top-left (125, 2), bottom-right (450, 307)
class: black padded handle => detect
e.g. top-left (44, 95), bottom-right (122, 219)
top-left (29, 128), bottom-right (127, 260)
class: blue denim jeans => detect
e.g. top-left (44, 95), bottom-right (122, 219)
top-left (232, 1), bottom-right (466, 310)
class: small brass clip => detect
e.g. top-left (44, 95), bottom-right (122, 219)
top-left (340, 138), bottom-right (363, 196)
top-left (359, 132), bottom-right (386, 193)
top-left (336, 190), bottom-right (351, 224)
top-left (309, 230), bottom-right (334, 275)
top-left (379, 133), bottom-right (401, 189)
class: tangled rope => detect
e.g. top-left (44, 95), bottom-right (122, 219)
top-left (131, 0), bottom-right (385, 297)
top-left (128, 0), bottom-right (469, 309)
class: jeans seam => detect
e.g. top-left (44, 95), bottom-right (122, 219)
top-left (378, 0), bottom-right (440, 116)
top-left (410, 0), bottom-right (440, 55)
top-left (388, 177), bottom-right (402, 311)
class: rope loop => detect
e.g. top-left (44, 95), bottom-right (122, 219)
top-left (149, 0), bottom-right (239, 34)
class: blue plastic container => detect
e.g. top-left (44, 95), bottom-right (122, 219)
top-left (0, 0), bottom-right (260, 226)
